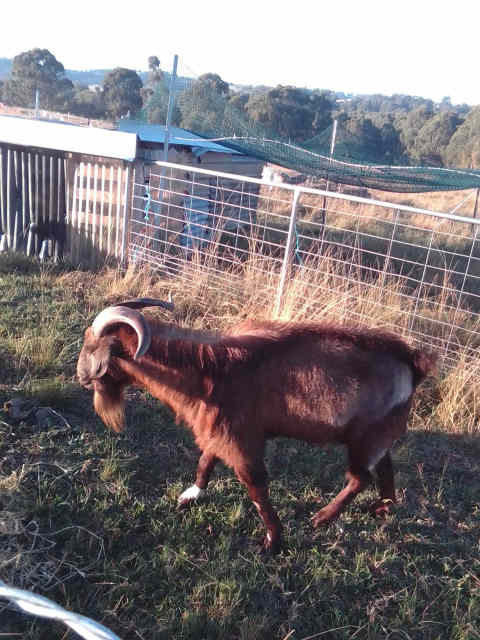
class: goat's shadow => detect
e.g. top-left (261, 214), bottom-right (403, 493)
top-left (260, 428), bottom-right (480, 557)
top-left (110, 398), bottom-right (480, 558)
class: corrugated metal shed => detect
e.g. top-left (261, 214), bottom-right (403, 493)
top-left (116, 120), bottom-right (239, 154)
top-left (0, 115), bottom-right (138, 160)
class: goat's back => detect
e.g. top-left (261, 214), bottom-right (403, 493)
top-left (219, 322), bottom-right (435, 440)
top-left (228, 321), bottom-right (435, 379)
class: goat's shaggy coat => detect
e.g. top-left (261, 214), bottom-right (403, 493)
top-left (77, 303), bottom-right (436, 552)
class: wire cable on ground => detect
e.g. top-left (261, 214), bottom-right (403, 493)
top-left (0, 580), bottom-right (122, 640)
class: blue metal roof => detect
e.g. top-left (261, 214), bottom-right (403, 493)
top-left (116, 120), bottom-right (239, 154)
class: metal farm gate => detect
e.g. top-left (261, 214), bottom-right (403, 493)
top-left (128, 160), bottom-right (480, 370)
top-left (3, 145), bottom-right (480, 370)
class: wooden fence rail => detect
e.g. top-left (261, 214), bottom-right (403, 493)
top-left (0, 143), bottom-right (131, 266)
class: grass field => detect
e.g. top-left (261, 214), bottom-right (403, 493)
top-left (0, 252), bottom-right (479, 640)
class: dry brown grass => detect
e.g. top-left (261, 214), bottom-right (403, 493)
top-left (368, 187), bottom-right (478, 218)
top-left (316, 194), bottom-right (473, 243)
top-left (66, 239), bottom-right (479, 438)
top-left (425, 354), bottom-right (480, 435)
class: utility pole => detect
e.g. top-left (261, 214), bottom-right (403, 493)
top-left (163, 54), bottom-right (179, 162)
top-left (154, 55), bottom-right (179, 252)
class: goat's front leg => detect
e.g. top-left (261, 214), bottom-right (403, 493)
top-left (236, 460), bottom-right (282, 554)
top-left (178, 451), bottom-right (218, 508)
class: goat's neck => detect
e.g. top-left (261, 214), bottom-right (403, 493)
top-left (112, 355), bottom-right (211, 426)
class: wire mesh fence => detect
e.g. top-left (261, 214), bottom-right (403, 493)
top-left (128, 160), bottom-right (480, 370)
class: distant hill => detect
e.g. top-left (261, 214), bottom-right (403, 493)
top-left (0, 58), bottom-right (148, 85)
top-left (64, 68), bottom-right (120, 86)
top-left (0, 57), bottom-right (12, 79)
top-left (0, 58), bottom-right (194, 90)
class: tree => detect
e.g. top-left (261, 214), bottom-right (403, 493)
top-left (343, 93), bottom-right (434, 115)
top-left (69, 86), bottom-right (106, 120)
top-left (142, 55), bottom-right (164, 105)
top-left (102, 68), bottom-right (143, 119)
top-left (368, 112), bottom-right (407, 164)
top-left (1, 48), bottom-right (73, 110)
top-left (304, 111), bottom-right (403, 164)
top-left (412, 111), bottom-right (462, 166)
top-left (194, 73), bottom-right (229, 97)
top-left (148, 56), bottom-right (160, 72)
top-left (445, 106), bottom-right (480, 168)
top-left (397, 105), bottom-right (435, 159)
top-left (439, 96), bottom-right (452, 111)
top-left (228, 92), bottom-right (250, 112)
top-left (144, 82), bottom-right (181, 125)
top-left (338, 112), bottom-right (383, 161)
top-left (178, 73), bottom-right (230, 132)
top-left (245, 86), bottom-right (333, 142)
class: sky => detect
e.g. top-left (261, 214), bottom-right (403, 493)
top-left (1, 0), bottom-right (478, 105)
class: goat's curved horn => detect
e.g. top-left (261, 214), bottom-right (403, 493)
top-left (91, 306), bottom-right (151, 360)
top-left (115, 297), bottom-right (174, 312)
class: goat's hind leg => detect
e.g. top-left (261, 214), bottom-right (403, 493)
top-left (369, 401), bottom-right (411, 517)
top-left (312, 443), bottom-right (398, 526)
top-left (311, 466), bottom-right (371, 528)
top-left (312, 402), bottom-right (411, 528)
top-left (178, 451), bottom-right (218, 508)
top-left (370, 451), bottom-right (396, 517)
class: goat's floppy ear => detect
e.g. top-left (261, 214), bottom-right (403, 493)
top-left (89, 341), bottom-right (113, 380)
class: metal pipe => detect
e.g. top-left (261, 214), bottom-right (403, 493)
top-left (151, 159), bottom-right (480, 227)
top-left (274, 188), bottom-right (301, 317)
top-left (120, 165), bottom-right (130, 263)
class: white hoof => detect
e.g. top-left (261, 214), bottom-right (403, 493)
top-left (177, 484), bottom-right (205, 507)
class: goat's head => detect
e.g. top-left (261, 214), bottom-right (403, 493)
top-left (77, 297), bottom-right (173, 432)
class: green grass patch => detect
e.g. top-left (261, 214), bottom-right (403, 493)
top-left (0, 253), bottom-right (479, 639)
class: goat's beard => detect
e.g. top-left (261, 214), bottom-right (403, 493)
top-left (93, 378), bottom-right (126, 433)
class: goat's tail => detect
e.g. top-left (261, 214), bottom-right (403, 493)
top-left (411, 349), bottom-right (438, 387)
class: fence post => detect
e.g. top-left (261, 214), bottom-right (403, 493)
top-left (472, 188), bottom-right (479, 237)
top-left (12, 150), bottom-right (20, 253)
top-left (26, 152), bottom-right (35, 256)
top-left (6, 148), bottom-right (13, 250)
top-left (274, 187), bottom-right (301, 318)
top-left (0, 147), bottom-right (6, 238)
top-left (120, 164), bottom-right (130, 265)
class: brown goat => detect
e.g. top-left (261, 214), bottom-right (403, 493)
top-left (77, 298), bottom-right (436, 552)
